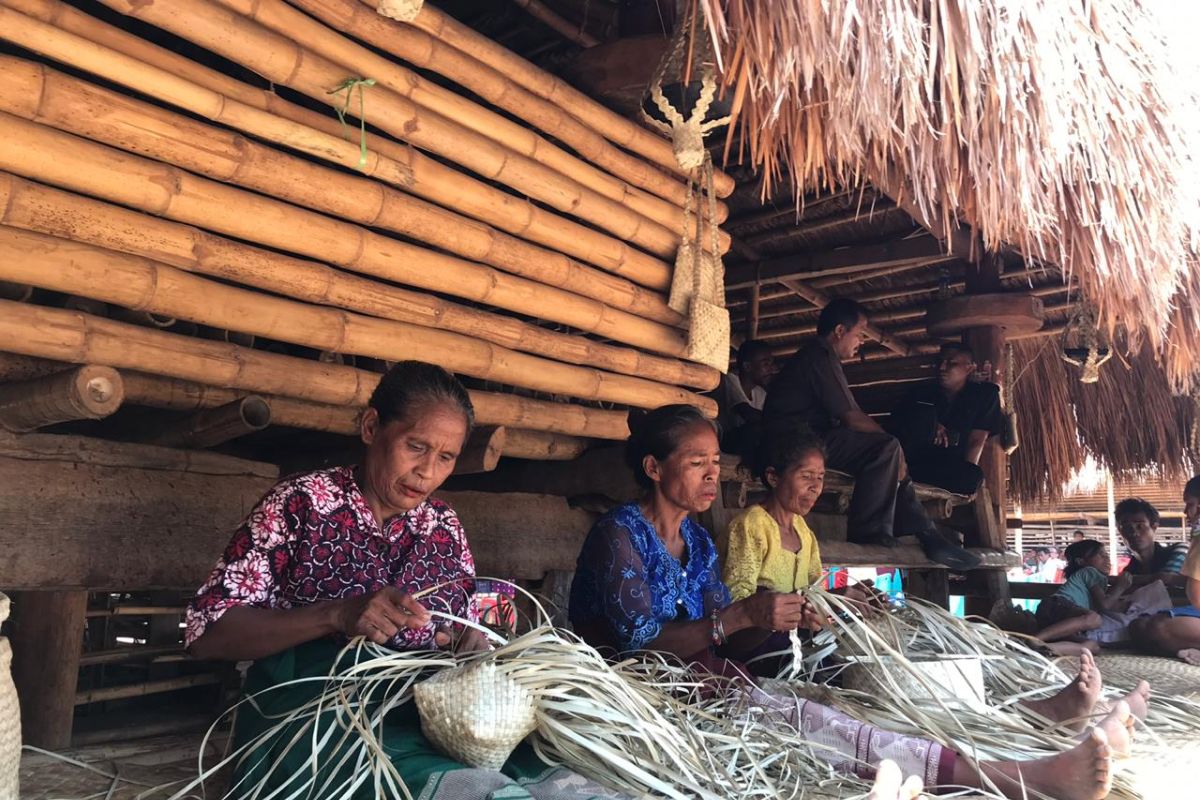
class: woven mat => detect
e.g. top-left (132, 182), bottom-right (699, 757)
top-left (1060, 653), bottom-right (1200, 700)
top-left (19, 732), bottom-right (229, 799)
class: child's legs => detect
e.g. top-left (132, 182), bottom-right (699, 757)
top-left (1037, 611), bottom-right (1102, 643)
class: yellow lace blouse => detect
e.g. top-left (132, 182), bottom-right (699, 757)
top-left (718, 504), bottom-right (823, 601)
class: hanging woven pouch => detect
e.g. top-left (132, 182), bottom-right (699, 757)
top-left (414, 660), bottom-right (537, 771)
top-left (0, 593), bottom-right (20, 800)
top-left (686, 296), bottom-right (731, 372)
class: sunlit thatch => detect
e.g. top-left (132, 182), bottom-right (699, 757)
top-left (1009, 339), bottom-right (1197, 503)
top-left (699, 0), bottom-right (1200, 389)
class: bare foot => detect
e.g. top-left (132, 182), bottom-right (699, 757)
top-left (984, 726), bottom-right (1115, 800)
top-left (1121, 680), bottom-right (1151, 721)
top-left (1087, 700), bottom-right (1134, 758)
top-left (868, 760), bottom-right (924, 800)
top-left (1179, 648), bottom-right (1200, 666)
top-left (1021, 650), bottom-right (1103, 731)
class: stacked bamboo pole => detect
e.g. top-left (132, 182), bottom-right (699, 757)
top-left (362, 0), bottom-right (737, 197)
top-left (0, 365), bottom-right (123, 432)
top-left (0, 301), bottom-right (631, 440)
top-left (117, 372), bottom-right (584, 461)
top-left (94, 0), bottom-right (692, 259)
top-left (0, 55), bottom-right (689, 357)
top-left (222, 0), bottom-right (693, 227)
top-left (0, 0), bottom-right (739, 467)
top-left (0, 226), bottom-right (715, 412)
top-left (290, 0), bottom-right (728, 227)
top-left (0, 0), bottom-right (670, 287)
top-left (0, 112), bottom-right (701, 368)
top-left (0, 174), bottom-right (713, 389)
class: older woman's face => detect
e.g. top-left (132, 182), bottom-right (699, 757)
top-left (644, 423), bottom-right (721, 513)
top-left (769, 451), bottom-right (825, 517)
top-left (360, 402), bottom-right (468, 519)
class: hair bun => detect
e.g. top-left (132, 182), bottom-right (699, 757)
top-left (625, 409), bottom-right (648, 440)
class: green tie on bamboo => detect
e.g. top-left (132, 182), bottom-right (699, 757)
top-left (327, 77), bottom-right (376, 169)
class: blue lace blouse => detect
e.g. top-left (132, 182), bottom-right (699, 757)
top-left (568, 502), bottom-right (732, 653)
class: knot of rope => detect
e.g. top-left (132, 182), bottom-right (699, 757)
top-left (327, 77), bottom-right (377, 170)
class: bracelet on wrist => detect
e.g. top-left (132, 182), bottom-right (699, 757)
top-left (710, 608), bottom-right (727, 647)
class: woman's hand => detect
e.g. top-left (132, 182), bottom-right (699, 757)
top-left (434, 625), bottom-right (493, 653)
top-left (738, 591), bottom-right (805, 632)
top-left (332, 587), bottom-right (432, 645)
top-left (842, 582), bottom-right (887, 617)
top-left (798, 595), bottom-right (826, 631)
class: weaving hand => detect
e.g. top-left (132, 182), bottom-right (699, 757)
top-left (742, 590), bottom-right (805, 632)
top-left (843, 581), bottom-right (887, 618)
top-left (335, 587), bottom-right (432, 646)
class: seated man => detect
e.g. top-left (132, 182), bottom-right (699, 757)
top-left (1128, 481), bottom-right (1200, 664)
top-left (886, 344), bottom-right (1002, 495)
top-left (1115, 497), bottom-right (1188, 588)
top-left (711, 339), bottom-right (776, 458)
top-left (762, 298), bottom-right (979, 569)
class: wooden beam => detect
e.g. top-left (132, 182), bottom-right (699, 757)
top-left (726, 236), bottom-right (957, 289)
top-left (845, 355), bottom-right (937, 386)
top-left (0, 431), bottom-right (597, 588)
top-left (746, 284), bottom-right (761, 339)
top-left (9, 590), bottom-right (87, 748)
top-left (0, 432), bottom-right (277, 590)
top-left (74, 673), bottom-right (222, 706)
top-left (743, 201), bottom-right (898, 249)
top-left (729, 236), bottom-right (914, 357)
top-left (869, 169), bottom-right (977, 258)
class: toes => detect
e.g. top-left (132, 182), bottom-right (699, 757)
top-left (900, 775), bottom-right (924, 800)
top-left (870, 759), bottom-right (902, 799)
top-left (1090, 725), bottom-right (1111, 759)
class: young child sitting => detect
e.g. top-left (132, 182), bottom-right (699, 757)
top-left (1035, 539), bottom-right (1131, 650)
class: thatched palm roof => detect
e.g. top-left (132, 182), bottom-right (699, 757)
top-left (699, 0), bottom-right (1200, 390)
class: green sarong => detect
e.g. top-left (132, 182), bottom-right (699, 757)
top-left (230, 639), bottom-right (627, 800)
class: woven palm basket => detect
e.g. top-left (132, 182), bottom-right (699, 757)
top-left (0, 593), bottom-right (19, 800)
top-left (414, 660), bottom-right (537, 771)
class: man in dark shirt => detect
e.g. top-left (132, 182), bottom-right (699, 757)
top-left (1115, 498), bottom-right (1188, 588)
top-left (886, 344), bottom-right (1003, 495)
top-left (711, 339), bottom-right (776, 458)
top-left (763, 299), bottom-right (980, 569)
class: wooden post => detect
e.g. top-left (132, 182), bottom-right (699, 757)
top-left (962, 254), bottom-right (1012, 615)
top-left (747, 285), bottom-right (761, 339)
top-left (0, 365), bottom-right (124, 432)
top-left (905, 569), bottom-right (950, 609)
top-left (9, 590), bottom-right (87, 748)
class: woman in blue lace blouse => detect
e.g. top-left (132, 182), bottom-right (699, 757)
top-left (568, 405), bottom-right (1137, 800)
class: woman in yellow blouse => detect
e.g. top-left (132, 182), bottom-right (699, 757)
top-left (719, 429), bottom-right (876, 673)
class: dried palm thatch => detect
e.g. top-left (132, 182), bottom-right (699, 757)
top-left (1008, 338), bottom-right (1197, 503)
top-left (698, 0), bottom-right (1200, 389)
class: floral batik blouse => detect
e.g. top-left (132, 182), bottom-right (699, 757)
top-left (569, 502), bottom-right (731, 653)
top-left (185, 466), bottom-right (478, 651)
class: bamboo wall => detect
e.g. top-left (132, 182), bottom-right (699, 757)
top-left (0, 0), bottom-right (734, 461)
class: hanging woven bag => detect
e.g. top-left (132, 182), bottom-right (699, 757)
top-left (0, 593), bottom-right (20, 800)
